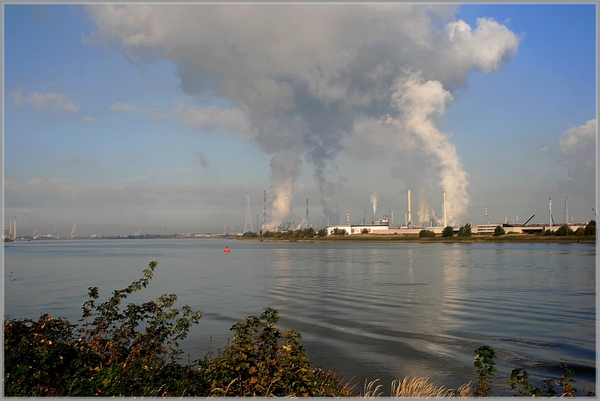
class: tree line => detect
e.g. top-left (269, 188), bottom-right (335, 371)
top-left (419, 220), bottom-right (596, 238)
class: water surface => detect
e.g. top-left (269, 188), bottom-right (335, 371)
top-left (4, 239), bottom-right (596, 395)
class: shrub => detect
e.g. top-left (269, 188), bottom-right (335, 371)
top-left (584, 220), bottom-right (596, 235)
top-left (4, 261), bottom-right (204, 397)
top-left (473, 345), bottom-right (496, 396)
top-left (4, 261), bottom-right (358, 397)
top-left (493, 225), bottom-right (505, 236)
top-left (419, 229), bottom-right (435, 237)
top-left (457, 223), bottom-right (472, 237)
top-left (197, 308), bottom-right (357, 397)
top-left (555, 224), bottom-right (574, 236)
top-left (441, 226), bottom-right (454, 237)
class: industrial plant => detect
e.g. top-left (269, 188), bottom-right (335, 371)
top-left (5, 187), bottom-right (593, 241)
top-left (323, 190), bottom-right (590, 236)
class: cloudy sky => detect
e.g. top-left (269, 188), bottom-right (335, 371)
top-left (3, 3), bottom-right (597, 237)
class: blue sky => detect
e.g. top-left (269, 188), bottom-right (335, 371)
top-left (3, 3), bottom-right (597, 237)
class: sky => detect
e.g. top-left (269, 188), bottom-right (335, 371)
top-left (3, 3), bottom-right (597, 237)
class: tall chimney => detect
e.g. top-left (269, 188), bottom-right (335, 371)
top-left (407, 189), bottom-right (412, 227)
top-left (443, 192), bottom-right (447, 227)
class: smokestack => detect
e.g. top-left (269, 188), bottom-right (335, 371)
top-left (407, 189), bottom-right (412, 227)
top-left (443, 192), bottom-right (447, 227)
top-left (549, 197), bottom-right (553, 230)
top-left (564, 196), bottom-right (569, 224)
top-left (306, 198), bottom-right (309, 229)
top-left (261, 189), bottom-right (268, 232)
top-left (14, 217), bottom-right (17, 240)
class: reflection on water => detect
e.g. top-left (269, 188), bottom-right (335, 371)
top-left (4, 240), bottom-right (595, 395)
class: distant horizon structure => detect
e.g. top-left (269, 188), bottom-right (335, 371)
top-left (407, 189), bottom-right (412, 227)
top-left (243, 184), bottom-right (253, 233)
top-left (549, 197), bottom-right (553, 230)
top-left (564, 196), bottom-right (569, 224)
top-left (261, 189), bottom-right (269, 232)
top-left (443, 192), bottom-right (447, 227)
top-left (305, 198), bottom-right (309, 229)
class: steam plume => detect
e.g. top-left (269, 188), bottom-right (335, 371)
top-left (87, 4), bottom-right (518, 226)
top-left (70, 223), bottom-right (77, 237)
top-left (267, 151), bottom-right (301, 229)
top-left (391, 73), bottom-right (470, 226)
top-left (370, 193), bottom-right (378, 217)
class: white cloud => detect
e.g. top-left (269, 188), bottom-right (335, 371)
top-left (559, 119), bottom-right (596, 178)
top-left (443, 17), bottom-right (520, 74)
top-left (558, 119), bottom-right (596, 203)
top-left (11, 91), bottom-right (80, 113)
top-left (81, 116), bottom-right (96, 123)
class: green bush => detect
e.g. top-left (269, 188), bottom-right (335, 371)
top-left (555, 224), bottom-right (574, 236)
top-left (584, 220), bottom-right (596, 235)
top-left (441, 226), bottom-right (454, 237)
top-left (474, 345), bottom-right (496, 396)
top-left (197, 308), bottom-right (357, 397)
top-left (457, 223), bottom-right (472, 237)
top-left (3, 261), bottom-right (357, 397)
top-left (419, 229), bottom-right (435, 237)
top-left (493, 225), bottom-right (505, 236)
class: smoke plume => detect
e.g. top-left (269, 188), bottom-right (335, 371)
top-left (370, 193), bottom-right (378, 217)
top-left (390, 73), bottom-right (471, 226)
top-left (70, 223), bottom-right (77, 237)
top-left (87, 4), bottom-right (519, 225)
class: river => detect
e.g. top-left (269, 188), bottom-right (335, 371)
top-left (3, 239), bottom-right (596, 395)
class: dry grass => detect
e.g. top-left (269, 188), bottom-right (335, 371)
top-left (363, 377), bottom-right (473, 398)
top-left (391, 377), bottom-right (473, 398)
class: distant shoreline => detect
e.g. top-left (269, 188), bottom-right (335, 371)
top-left (236, 234), bottom-right (596, 244)
top-left (7, 234), bottom-right (595, 244)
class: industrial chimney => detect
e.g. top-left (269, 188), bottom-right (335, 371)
top-left (407, 189), bottom-right (412, 227)
top-left (443, 192), bottom-right (447, 227)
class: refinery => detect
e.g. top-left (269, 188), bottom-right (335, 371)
top-left (4, 188), bottom-right (593, 241)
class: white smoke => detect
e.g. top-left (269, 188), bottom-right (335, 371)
top-left (134, 227), bottom-right (142, 236)
top-left (70, 223), bottom-right (77, 237)
top-left (391, 72), bottom-right (470, 226)
top-left (86, 4), bottom-right (519, 225)
top-left (370, 193), bottom-right (378, 217)
top-left (267, 151), bottom-right (301, 229)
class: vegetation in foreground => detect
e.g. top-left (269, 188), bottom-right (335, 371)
top-left (3, 262), bottom-right (595, 397)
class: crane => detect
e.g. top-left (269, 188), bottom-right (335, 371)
top-left (521, 214), bottom-right (535, 227)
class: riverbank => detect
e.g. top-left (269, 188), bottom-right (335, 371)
top-left (237, 234), bottom-right (596, 243)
